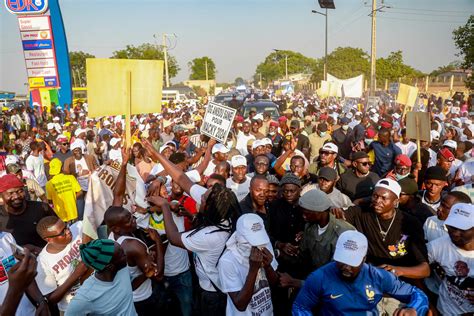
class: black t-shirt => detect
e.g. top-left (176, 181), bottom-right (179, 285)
top-left (0, 201), bottom-right (56, 247)
top-left (295, 133), bottom-right (310, 153)
top-left (337, 169), bottom-right (380, 200)
top-left (345, 206), bottom-right (427, 268)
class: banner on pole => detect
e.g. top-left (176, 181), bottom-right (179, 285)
top-left (201, 101), bottom-right (236, 143)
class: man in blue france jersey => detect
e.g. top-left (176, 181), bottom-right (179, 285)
top-left (292, 231), bottom-right (428, 316)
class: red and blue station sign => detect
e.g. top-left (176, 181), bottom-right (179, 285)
top-left (5, 0), bottom-right (49, 14)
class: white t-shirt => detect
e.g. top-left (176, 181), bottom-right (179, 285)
top-left (226, 176), bottom-right (251, 202)
top-left (423, 215), bottom-right (448, 243)
top-left (236, 132), bottom-right (255, 156)
top-left (421, 191), bottom-right (441, 211)
top-left (164, 213), bottom-right (190, 277)
top-left (108, 148), bottom-right (122, 163)
top-left (25, 154), bottom-right (47, 187)
top-left (181, 225), bottom-right (230, 292)
top-left (395, 141), bottom-right (417, 158)
top-left (74, 157), bottom-right (90, 191)
top-left (218, 251), bottom-right (276, 316)
top-left (449, 158), bottom-right (463, 179)
top-left (36, 222), bottom-right (83, 311)
top-left (427, 235), bottom-right (474, 315)
top-left (0, 232), bottom-right (36, 316)
top-left (456, 159), bottom-right (474, 185)
top-left (203, 160), bottom-right (217, 177)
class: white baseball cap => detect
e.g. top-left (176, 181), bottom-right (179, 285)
top-left (212, 143), bottom-right (230, 154)
top-left (47, 123), bottom-right (55, 130)
top-left (253, 114), bottom-right (264, 121)
top-left (444, 203), bottom-right (473, 230)
top-left (110, 137), bottom-right (121, 147)
top-left (70, 140), bottom-right (85, 152)
top-left (74, 128), bottom-right (85, 137)
top-left (252, 139), bottom-right (265, 150)
top-left (231, 155), bottom-right (247, 168)
top-left (103, 120), bottom-right (111, 126)
top-left (236, 213), bottom-right (270, 246)
top-left (5, 155), bottom-right (19, 166)
top-left (53, 116), bottom-right (60, 121)
top-left (443, 140), bottom-right (457, 150)
top-left (321, 142), bottom-right (338, 154)
top-left (375, 178), bottom-right (401, 198)
top-left (333, 230), bottom-right (368, 267)
top-left (261, 138), bottom-right (273, 147)
top-left (430, 130), bottom-right (440, 142)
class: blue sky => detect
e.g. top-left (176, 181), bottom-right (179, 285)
top-left (1, 0), bottom-right (472, 93)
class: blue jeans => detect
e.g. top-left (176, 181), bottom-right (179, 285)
top-left (164, 270), bottom-right (193, 316)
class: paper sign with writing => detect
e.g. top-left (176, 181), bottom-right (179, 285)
top-left (201, 101), bottom-right (236, 143)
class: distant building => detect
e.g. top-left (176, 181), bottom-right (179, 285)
top-left (434, 69), bottom-right (471, 83)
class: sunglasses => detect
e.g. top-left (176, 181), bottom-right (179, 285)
top-left (45, 226), bottom-right (68, 239)
top-left (320, 151), bottom-right (334, 156)
top-left (357, 161), bottom-right (371, 166)
top-left (61, 142), bottom-right (69, 146)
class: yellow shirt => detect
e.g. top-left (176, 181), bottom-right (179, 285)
top-left (46, 173), bottom-right (82, 222)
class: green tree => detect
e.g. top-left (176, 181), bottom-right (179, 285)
top-left (69, 51), bottom-right (95, 87)
top-left (234, 77), bottom-right (245, 86)
top-left (255, 50), bottom-right (317, 82)
top-left (429, 61), bottom-right (462, 77)
top-left (111, 43), bottom-right (180, 79)
top-left (311, 47), bottom-right (369, 82)
top-left (453, 15), bottom-right (474, 89)
top-left (188, 57), bottom-right (216, 80)
top-left (376, 51), bottom-right (424, 85)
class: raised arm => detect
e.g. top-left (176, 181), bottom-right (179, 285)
top-left (143, 139), bottom-right (194, 194)
top-left (112, 147), bottom-right (130, 207)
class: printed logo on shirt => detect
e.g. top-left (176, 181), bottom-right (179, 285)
top-left (0, 255), bottom-right (16, 284)
top-left (445, 260), bottom-right (472, 306)
top-left (388, 235), bottom-right (408, 257)
top-left (365, 285), bottom-right (375, 302)
top-left (330, 294), bottom-right (343, 299)
top-left (52, 239), bottom-right (82, 274)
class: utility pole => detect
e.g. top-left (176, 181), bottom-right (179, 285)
top-left (259, 73), bottom-right (262, 88)
top-left (205, 59), bottom-right (209, 81)
top-left (162, 34), bottom-right (170, 88)
top-left (285, 55), bottom-right (288, 80)
top-left (324, 8), bottom-right (328, 81)
top-left (369, 0), bottom-right (377, 97)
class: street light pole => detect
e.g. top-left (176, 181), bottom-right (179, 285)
top-left (205, 59), bottom-right (209, 81)
top-left (369, 0), bottom-right (377, 97)
top-left (162, 34), bottom-right (170, 88)
top-left (311, 9), bottom-right (329, 81)
top-left (285, 55), bottom-right (288, 80)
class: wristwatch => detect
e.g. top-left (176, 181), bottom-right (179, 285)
top-left (35, 296), bottom-right (48, 308)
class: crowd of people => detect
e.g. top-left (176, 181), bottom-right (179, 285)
top-left (0, 91), bottom-right (473, 316)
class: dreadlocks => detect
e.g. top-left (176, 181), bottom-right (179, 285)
top-left (191, 183), bottom-right (241, 235)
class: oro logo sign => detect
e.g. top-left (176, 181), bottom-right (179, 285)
top-left (5, 0), bottom-right (48, 14)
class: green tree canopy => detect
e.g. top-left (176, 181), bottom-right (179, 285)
top-left (255, 50), bottom-right (317, 82)
top-left (188, 56), bottom-right (216, 80)
top-left (376, 51), bottom-right (424, 84)
top-left (234, 77), bottom-right (245, 86)
top-left (69, 51), bottom-right (95, 87)
top-left (429, 61), bottom-right (462, 77)
top-left (111, 43), bottom-right (180, 78)
top-left (311, 47), bottom-right (369, 82)
top-left (453, 15), bottom-right (474, 89)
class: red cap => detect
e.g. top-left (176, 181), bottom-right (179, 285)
top-left (235, 115), bottom-right (244, 123)
top-left (278, 116), bottom-right (288, 122)
top-left (320, 114), bottom-right (328, 120)
top-left (365, 128), bottom-right (376, 139)
top-left (395, 154), bottom-right (412, 167)
top-left (439, 148), bottom-right (455, 162)
top-left (269, 121), bottom-right (279, 127)
top-left (0, 174), bottom-right (24, 193)
top-left (380, 121), bottom-right (392, 129)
